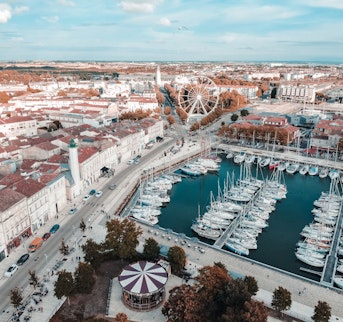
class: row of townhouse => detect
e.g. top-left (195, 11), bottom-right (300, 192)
top-left (0, 118), bottom-right (164, 260)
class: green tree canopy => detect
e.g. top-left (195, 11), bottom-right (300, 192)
top-left (244, 275), bottom-right (259, 296)
top-left (74, 262), bottom-right (95, 294)
top-left (312, 301), bottom-right (331, 322)
top-left (54, 270), bottom-right (74, 304)
top-left (80, 218), bottom-right (86, 232)
top-left (167, 246), bottom-right (186, 274)
top-left (59, 239), bottom-right (70, 256)
top-left (103, 218), bottom-right (142, 261)
top-left (162, 264), bottom-right (267, 322)
top-left (28, 270), bottom-right (39, 290)
top-left (82, 238), bottom-right (103, 269)
top-left (143, 237), bottom-right (160, 261)
top-left (271, 286), bottom-right (292, 314)
top-left (10, 287), bottom-right (23, 310)
top-left (231, 113), bottom-right (239, 122)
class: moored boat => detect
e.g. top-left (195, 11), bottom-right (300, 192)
top-left (308, 165), bottom-right (319, 176)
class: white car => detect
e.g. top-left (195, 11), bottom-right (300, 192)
top-left (83, 194), bottom-right (90, 201)
top-left (95, 191), bottom-right (103, 198)
top-left (4, 264), bottom-right (18, 277)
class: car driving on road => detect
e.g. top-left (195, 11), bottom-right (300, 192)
top-left (68, 208), bottom-right (77, 215)
top-left (95, 191), bottom-right (103, 197)
top-left (16, 253), bottom-right (30, 266)
top-left (50, 224), bottom-right (60, 234)
top-left (42, 232), bottom-right (51, 240)
top-left (4, 264), bottom-right (18, 277)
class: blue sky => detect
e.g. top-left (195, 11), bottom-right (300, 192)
top-left (0, 0), bottom-right (343, 62)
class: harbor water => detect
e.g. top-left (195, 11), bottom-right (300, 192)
top-left (157, 155), bottom-right (332, 281)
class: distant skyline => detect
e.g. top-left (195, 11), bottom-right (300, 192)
top-left (0, 0), bottom-right (343, 63)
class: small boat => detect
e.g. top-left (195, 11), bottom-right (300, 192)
top-left (259, 157), bottom-right (271, 167)
top-left (319, 167), bottom-right (329, 178)
top-left (333, 276), bottom-right (343, 289)
top-left (295, 252), bottom-right (325, 267)
top-left (233, 151), bottom-right (246, 164)
top-left (225, 240), bottom-right (249, 256)
top-left (269, 159), bottom-right (280, 170)
top-left (308, 165), bottom-right (319, 176)
top-left (226, 151), bottom-right (234, 159)
top-left (277, 161), bottom-right (288, 172)
top-left (286, 162), bottom-right (299, 174)
top-left (131, 212), bottom-right (159, 225)
top-left (180, 167), bottom-right (201, 176)
top-left (191, 222), bottom-right (221, 240)
top-left (329, 169), bottom-right (340, 180)
top-left (244, 154), bottom-right (255, 164)
top-left (299, 164), bottom-right (309, 175)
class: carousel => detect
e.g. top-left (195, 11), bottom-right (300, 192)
top-left (118, 260), bottom-right (168, 311)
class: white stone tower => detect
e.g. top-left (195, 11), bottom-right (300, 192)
top-left (156, 65), bottom-right (161, 87)
top-left (68, 138), bottom-right (81, 196)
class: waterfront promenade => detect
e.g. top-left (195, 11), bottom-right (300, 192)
top-left (1, 138), bottom-right (343, 321)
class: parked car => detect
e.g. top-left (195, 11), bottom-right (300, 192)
top-left (95, 191), bottom-right (103, 198)
top-left (42, 232), bottom-right (51, 241)
top-left (16, 253), bottom-right (30, 266)
top-left (4, 264), bottom-right (18, 277)
top-left (83, 194), bottom-right (90, 201)
top-left (109, 183), bottom-right (117, 190)
top-left (68, 208), bottom-right (77, 215)
top-left (89, 189), bottom-right (96, 196)
top-left (50, 224), bottom-right (60, 234)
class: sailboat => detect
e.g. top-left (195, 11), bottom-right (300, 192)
top-left (299, 164), bottom-right (309, 175)
top-left (319, 167), bottom-right (329, 178)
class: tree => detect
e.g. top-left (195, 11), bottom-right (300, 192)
top-left (74, 262), bottom-right (95, 294)
top-left (10, 287), bottom-right (23, 310)
top-left (103, 218), bottom-right (142, 261)
top-left (244, 275), bottom-right (259, 296)
top-left (271, 286), bottom-right (292, 316)
top-left (82, 238), bottom-right (103, 269)
top-left (80, 218), bottom-right (86, 233)
top-left (167, 114), bottom-right (175, 125)
top-left (143, 237), bottom-right (160, 261)
top-left (29, 270), bottom-right (39, 290)
top-left (163, 264), bottom-right (267, 322)
top-left (312, 301), bottom-right (331, 322)
top-left (59, 239), bottom-right (70, 256)
top-left (240, 109), bottom-right (249, 117)
top-left (162, 284), bottom-right (200, 321)
top-left (231, 113), bottom-right (239, 122)
top-left (115, 312), bottom-right (129, 322)
top-left (167, 246), bottom-right (186, 274)
top-left (54, 270), bottom-right (74, 305)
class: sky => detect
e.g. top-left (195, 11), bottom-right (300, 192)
top-left (0, 0), bottom-right (343, 63)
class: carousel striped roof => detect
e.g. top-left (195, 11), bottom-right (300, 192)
top-left (118, 261), bottom-right (168, 294)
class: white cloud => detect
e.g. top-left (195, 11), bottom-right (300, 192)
top-left (226, 5), bottom-right (302, 22)
top-left (299, 0), bottom-right (343, 10)
top-left (57, 0), bottom-right (75, 7)
top-left (119, 0), bottom-right (163, 13)
top-left (0, 4), bottom-right (12, 24)
top-left (159, 17), bottom-right (171, 26)
top-left (42, 15), bottom-right (60, 23)
top-left (14, 6), bottom-right (29, 14)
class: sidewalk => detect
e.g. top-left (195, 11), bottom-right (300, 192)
top-left (5, 138), bottom-right (341, 322)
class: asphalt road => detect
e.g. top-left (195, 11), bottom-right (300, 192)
top-left (0, 136), bottom-right (177, 317)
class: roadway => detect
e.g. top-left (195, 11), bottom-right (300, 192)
top-left (0, 135), bottom-right (177, 318)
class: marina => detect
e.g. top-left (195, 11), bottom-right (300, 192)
top-left (150, 151), bottom-right (343, 283)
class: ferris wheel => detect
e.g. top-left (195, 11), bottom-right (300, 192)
top-left (178, 76), bottom-right (219, 122)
